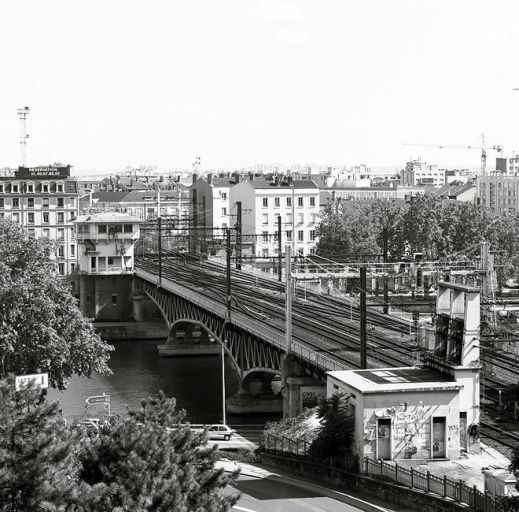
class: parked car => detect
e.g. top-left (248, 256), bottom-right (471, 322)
top-left (206, 424), bottom-right (236, 441)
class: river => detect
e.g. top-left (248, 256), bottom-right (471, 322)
top-left (47, 339), bottom-right (281, 425)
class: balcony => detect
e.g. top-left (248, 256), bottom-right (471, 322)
top-left (82, 266), bottom-right (133, 275)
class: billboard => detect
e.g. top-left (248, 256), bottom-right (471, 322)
top-left (16, 165), bottom-right (70, 179)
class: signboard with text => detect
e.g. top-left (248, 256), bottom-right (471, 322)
top-left (15, 373), bottom-right (49, 391)
top-left (16, 166), bottom-right (70, 179)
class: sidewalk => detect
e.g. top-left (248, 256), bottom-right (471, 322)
top-left (390, 443), bottom-right (511, 491)
top-left (217, 459), bottom-right (416, 512)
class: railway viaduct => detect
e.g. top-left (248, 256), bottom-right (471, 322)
top-left (132, 266), bottom-right (350, 417)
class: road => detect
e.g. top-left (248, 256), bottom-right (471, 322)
top-left (207, 431), bottom-right (258, 451)
top-left (227, 474), bottom-right (378, 512)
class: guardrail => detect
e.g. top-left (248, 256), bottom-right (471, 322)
top-left (364, 457), bottom-right (502, 512)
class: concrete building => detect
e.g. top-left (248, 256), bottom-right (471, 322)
top-left (477, 174), bottom-right (519, 213)
top-left (434, 182), bottom-right (477, 203)
top-left (401, 160), bottom-right (445, 187)
top-left (320, 186), bottom-right (424, 205)
top-left (0, 165), bottom-right (79, 280)
top-left (74, 212), bottom-right (141, 321)
top-left (230, 176), bottom-right (320, 258)
top-left (327, 282), bottom-right (480, 462)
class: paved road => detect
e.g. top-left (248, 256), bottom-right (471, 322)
top-left (227, 474), bottom-right (374, 512)
top-left (207, 432), bottom-right (258, 451)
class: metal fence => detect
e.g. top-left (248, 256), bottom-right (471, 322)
top-left (364, 458), bottom-right (502, 512)
top-left (262, 433), bottom-right (311, 457)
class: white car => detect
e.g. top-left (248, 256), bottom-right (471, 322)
top-left (206, 424), bottom-right (236, 441)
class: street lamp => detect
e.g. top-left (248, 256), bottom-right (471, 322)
top-left (210, 336), bottom-right (227, 425)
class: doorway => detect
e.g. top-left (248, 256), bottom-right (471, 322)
top-left (459, 412), bottom-right (467, 453)
top-left (432, 417), bottom-right (446, 458)
top-left (377, 418), bottom-right (391, 460)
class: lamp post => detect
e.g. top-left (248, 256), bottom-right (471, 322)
top-left (210, 336), bottom-right (227, 425)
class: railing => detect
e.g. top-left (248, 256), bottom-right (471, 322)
top-left (89, 267), bottom-right (132, 274)
top-left (364, 458), bottom-right (502, 512)
top-left (262, 433), bottom-right (311, 457)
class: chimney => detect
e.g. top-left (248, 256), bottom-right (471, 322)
top-left (192, 173), bottom-right (198, 184)
top-left (249, 172), bottom-right (254, 181)
top-left (207, 173), bottom-right (213, 185)
top-left (234, 172), bottom-right (240, 184)
top-left (274, 176), bottom-right (279, 186)
top-left (287, 176), bottom-right (293, 185)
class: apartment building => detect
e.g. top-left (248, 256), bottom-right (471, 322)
top-left (401, 160), bottom-right (445, 187)
top-left (478, 174), bottom-right (519, 213)
top-left (0, 165), bottom-right (79, 279)
top-left (230, 176), bottom-right (319, 258)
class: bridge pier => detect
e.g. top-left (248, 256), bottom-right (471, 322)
top-left (226, 379), bottom-right (283, 415)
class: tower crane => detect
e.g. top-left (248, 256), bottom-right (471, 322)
top-left (404, 135), bottom-right (503, 175)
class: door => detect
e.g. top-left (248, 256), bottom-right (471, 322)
top-left (432, 417), bottom-right (446, 458)
top-left (91, 256), bottom-right (96, 270)
top-left (459, 412), bottom-right (467, 453)
top-left (377, 418), bottom-right (391, 460)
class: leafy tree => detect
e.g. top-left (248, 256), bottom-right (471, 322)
top-left (496, 449), bottom-right (519, 511)
top-left (0, 378), bottom-right (80, 512)
top-left (0, 218), bottom-right (113, 389)
top-left (76, 392), bottom-right (238, 511)
top-left (308, 393), bottom-right (354, 467)
top-left (316, 201), bottom-right (381, 260)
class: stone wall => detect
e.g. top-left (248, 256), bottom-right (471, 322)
top-left (260, 453), bottom-right (471, 512)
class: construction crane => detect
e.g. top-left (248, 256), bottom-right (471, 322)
top-left (404, 134), bottom-right (503, 175)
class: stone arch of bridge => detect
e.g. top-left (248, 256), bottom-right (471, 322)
top-left (169, 318), bottom-right (242, 380)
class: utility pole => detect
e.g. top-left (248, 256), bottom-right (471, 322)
top-left (190, 189), bottom-right (197, 254)
top-left (285, 245), bottom-right (292, 354)
top-left (158, 216), bottom-right (162, 287)
top-left (17, 106), bottom-right (30, 167)
top-left (226, 228), bottom-right (232, 322)
top-left (277, 215), bottom-right (282, 282)
top-left (360, 266), bottom-right (367, 369)
top-left (383, 227), bottom-right (389, 315)
top-left (236, 202), bottom-right (242, 270)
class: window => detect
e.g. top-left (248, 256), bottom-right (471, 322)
top-left (274, 197), bottom-right (280, 207)
top-left (310, 213), bottom-right (317, 224)
top-left (43, 212), bottom-right (49, 223)
top-left (0, 198), bottom-right (3, 208)
top-left (70, 244), bottom-right (75, 256)
top-left (12, 212), bottom-right (19, 223)
top-left (262, 231), bottom-right (269, 242)
top-left (27, 197), bottom-right (34, 208)
top-left (111, 294), bottom-right (118, 306)
top-left (58, 263), bottom-right (65, 275)
top-left (42, 198), bottom-right (49, 208)
top-left (298, 230), bottom-right (304, 242)
top-left (27, 212), bottom-right (34, 224)
top-left (297, 213), bottom-right (304, 225)
top-left (221, 223), bottom-right (227, 228)
top-left (108, 257), bottom-right (114, 265)
top-left (286, 230), bottom-right (292, 241)
top-left (27, 228), bottom-right (35, 237)
top-left (57, 228), bottom-right (64, 240)
top-left (286, 213), bottom-right (292, 224)
top-left (42, 228), bottom-right (50, 237)
top-left (222, 207), bottom-right (227, 216)
top-left (310, 230), bottom-right (316, 241)
top-left (310, 196), bottom-right (315, 207)
top-left (57, 246), bottom-right (64, 257)
top-left (12, 184), bottom-right (19, 193)
top-left (123, 224), bottom-right (133, 233)
top-left (42, 184), bottom-right (49, 193)
top-left (286, 197), bottom-right (292, 207)
top-left (0, 185), bottom-right (3, 192)
top-left (298, 248), bottom-right (304, 257)
top-left (310, 247), bottom-right (316, 255)
top-left (262, 213), bottom-right (268, 225)
top-left (57, 183), bottom-right (63, 192)
top-left (98, 225), bottom-right (107, 233)
top-left (57, 197), bottom-right (64, 207)
top-left (27, 184), bottom-right (34, 193)
top-left (261, 248), bottom-right (268, 257)
top-left (12, 198), bottom-right (19, 208)
top-left (57, 212), bottom-right (64, 224)
top-left (262, 197), bottom-right (268, 207)
top-left (91, 257), bottom-right (97, 269)
top-left (221, 192), bottom-right (227, 200)
top-left (297, 197), bottom-right (303, 207)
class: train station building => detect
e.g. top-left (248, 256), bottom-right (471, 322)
top-left (327, 281), bottom-right (481, 462)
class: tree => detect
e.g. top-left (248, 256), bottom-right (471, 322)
top-left (0, 378), bottom-right (80, 512)
top-left (0, 218), bottom-right (113, 389)
top-left (308, 393), bottom-right (355, 468)
top-left (75, 392), bottom-right (238, 511)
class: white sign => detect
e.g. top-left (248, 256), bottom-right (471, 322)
top-left (85, 394), bottom-right (110, 405)
top-left (15, 373), bottom-right (49, 391)
top-left (85, 402), bottom-right (111, 414)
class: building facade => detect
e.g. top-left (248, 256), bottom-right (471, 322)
top-left (0, 165), bottom-right (79, 279)
top-left (477, 175), bottom-right (519, 213)
top-left (401, 160), bottom-right (445, 187)
top-left (230, 177), bottom-right (320, 258)
top-left (74, 212), bottom-right (141, 321)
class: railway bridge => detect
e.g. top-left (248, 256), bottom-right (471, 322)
top-left (133, 264), bottom-right (350, 417)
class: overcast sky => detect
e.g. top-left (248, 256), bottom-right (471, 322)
top-left (1, 0), bottom-right (518, 172)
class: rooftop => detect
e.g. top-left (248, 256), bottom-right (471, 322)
top-left (75, 212), bottom-right (142, 224)
top-left (328, 366), bottom-right (461, 394)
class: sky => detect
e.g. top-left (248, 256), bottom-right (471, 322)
top-left (1, 0), bottom-right (518, 173)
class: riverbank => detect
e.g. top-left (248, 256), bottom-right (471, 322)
top-left (93, 321), bottom-right (168, 341)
